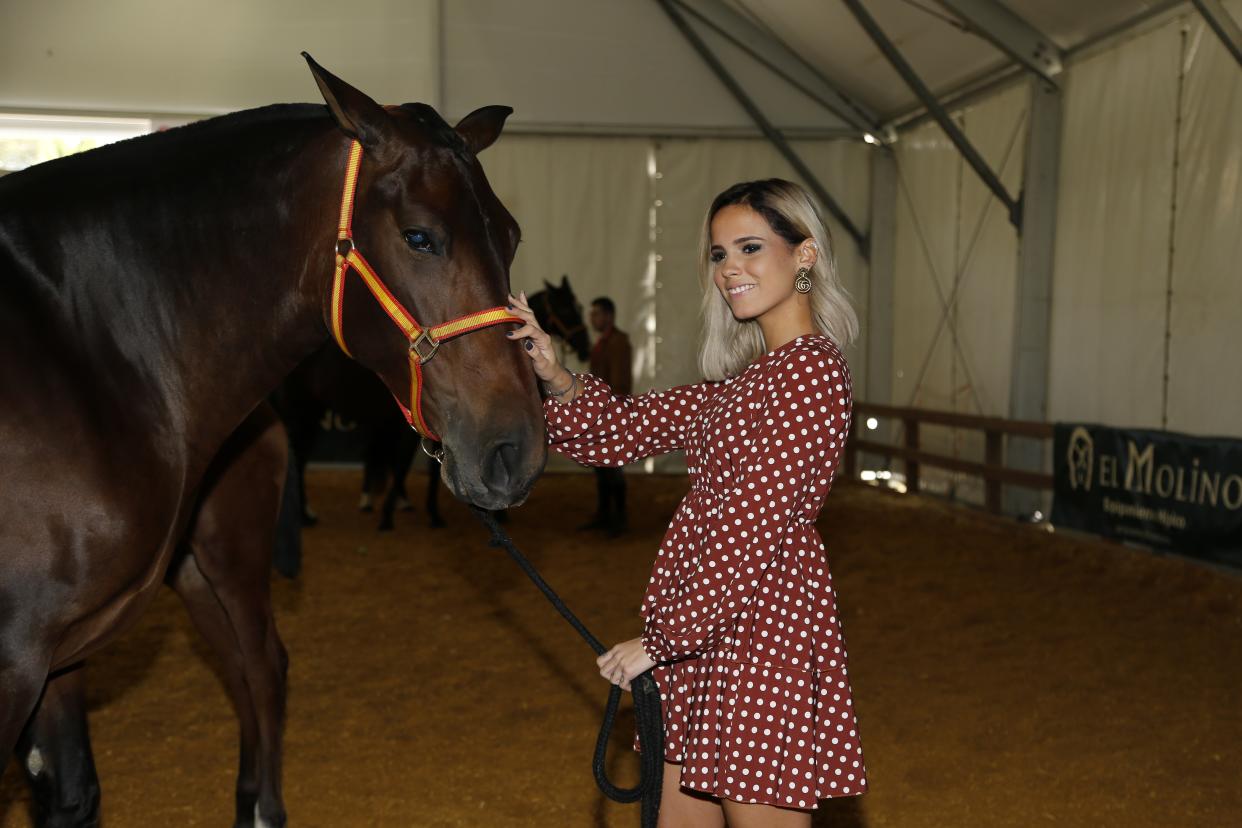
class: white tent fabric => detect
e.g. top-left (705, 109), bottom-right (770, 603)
top-left (479, 134), bottom-right (653, 382)
top-left (1168, 6), bottom-right (1242, 438)
top-left (1049, 2), bottom-right (1242, 440)
top-left (1048, 19), bottom-right (1180, 434)
top-left (0, 0), bottom-right (439, 114)
top-left (891, 84), bottom-right (1027, 501)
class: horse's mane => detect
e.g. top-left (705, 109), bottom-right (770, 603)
top-left (0, 101), bottom-right (475, 198)
top-left (0, 104), bottom-right (336, 196)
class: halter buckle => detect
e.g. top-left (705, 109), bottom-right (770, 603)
top-left (410, 330), bottom-right (440, 363)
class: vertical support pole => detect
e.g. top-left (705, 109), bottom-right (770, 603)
top-left (903, 417), bottom-right (921, 494)
top-left (863, 148), bottom-right (898, 477)
top-left (845, 416), bottom-right (858, 480)
top-left (1006, 77), bottom-right (1062, 516)
top-left (984, 430), bottom-right (1003, 513)
top-left (867, 149), bottom-right (897, 407)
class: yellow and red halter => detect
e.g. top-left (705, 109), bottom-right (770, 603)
top-left (328, 140), bottom-right (521, 441)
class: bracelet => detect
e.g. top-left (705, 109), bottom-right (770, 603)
top-left (544, 372), bottom-right (576, 398)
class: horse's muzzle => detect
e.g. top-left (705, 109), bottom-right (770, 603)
top-left (440, 430), bottom-right (545, 510)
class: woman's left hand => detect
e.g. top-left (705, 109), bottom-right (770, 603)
top-left (597, 637), bottom-right (656, 691)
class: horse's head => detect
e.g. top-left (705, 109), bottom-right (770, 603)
top-left (533, 275), bottom-right (590, 363)
top-left (305, 55), bottom-right (544, 509)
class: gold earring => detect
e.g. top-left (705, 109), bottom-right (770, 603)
top-left (795, 267), bottom-right (812, 294)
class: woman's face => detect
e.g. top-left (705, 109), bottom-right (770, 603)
top-left (709, 204), bottom-right (811, 322)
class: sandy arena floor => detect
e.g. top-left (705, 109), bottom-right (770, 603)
top-left (3, 468), bottom-right (1240, 827)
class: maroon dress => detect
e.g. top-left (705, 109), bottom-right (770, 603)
top-left (544, 334), bottom-right (866, 809)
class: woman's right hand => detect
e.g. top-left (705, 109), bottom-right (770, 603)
top-left (506, 291), bottom-right (572, 389)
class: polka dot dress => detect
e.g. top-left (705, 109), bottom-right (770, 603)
top-left (544, 334), bottom-right (866, 809)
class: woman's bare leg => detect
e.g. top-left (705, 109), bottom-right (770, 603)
top-left (657, 762), bottom-right (725, 828)
top-left (721, 799), bottom-right (812, 827)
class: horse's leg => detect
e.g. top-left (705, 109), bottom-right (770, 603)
top-left (391, 428), bottom-right (415, 512)
top-left (16, 664), bottom-right (101, 828)
top-left (174, 406), bottom-right (290, 828)
top-left (166, 550), bottom-right (267, 827)
top-left (271, 443), bottom-right (303, 580)
top-left (0, 620), bottom-right (53, 776)
top-left (360, 424), bottom-right (388, 513)
top-left (378, 429), bottom-right (417, 532)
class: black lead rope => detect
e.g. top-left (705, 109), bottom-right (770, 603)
top-left (471, 508), bottom-right (664, 828)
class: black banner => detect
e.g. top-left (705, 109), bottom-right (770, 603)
top-left (1052, 424), bottom-right (1242, 567)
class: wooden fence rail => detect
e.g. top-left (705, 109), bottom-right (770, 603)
top-left (845, 402), bottom-right (1055, 513)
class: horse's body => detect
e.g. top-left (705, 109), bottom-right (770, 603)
top-left (0, 57), bottom-right (544, 825)
top-left (16, 403), bottom-right (292, 828)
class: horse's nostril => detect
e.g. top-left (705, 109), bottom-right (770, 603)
top-left (486, 441), bottom-right (521, 491)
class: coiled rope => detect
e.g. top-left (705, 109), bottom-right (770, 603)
top-left (471, 507), bottom-right (664, 827)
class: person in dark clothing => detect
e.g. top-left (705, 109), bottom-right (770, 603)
top-left (581, 297), bottom-right (632, 536)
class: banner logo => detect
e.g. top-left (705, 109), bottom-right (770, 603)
top-left (1066, 426), bottom-right (1094, 491)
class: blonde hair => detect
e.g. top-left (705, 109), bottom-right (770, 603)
top-left (697, 178), bottom-right (858, 380)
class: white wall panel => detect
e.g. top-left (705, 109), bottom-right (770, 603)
top-left (479, 135), bottom-right (653, 379)
top-left (1048, 20), bottom-right (1181, 431)
top-left (0, 0), bottom-right (438, 114)
top-left (1167, 3), bottom-right (1242, 438)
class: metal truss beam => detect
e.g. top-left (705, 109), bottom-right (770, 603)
top-left (656, 0), bottom-right (869, 255)
top-left (674, 0), bottom-right (883, 135)
top-left (935, 0), bottom-right (1063, 85)
top-left (840, 0), bottom-right (1021, 228)
top-left (1192, 0), bottom-right (1242, 69)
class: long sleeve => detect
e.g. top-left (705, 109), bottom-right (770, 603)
top-left (544, 373), bottom-right (719, 467)
top-left (641, 344), bottom-right (852, 662)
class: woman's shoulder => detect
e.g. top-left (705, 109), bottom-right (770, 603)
top-left (767, 334), bottom-right (847, 372)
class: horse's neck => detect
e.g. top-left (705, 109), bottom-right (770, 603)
top-left (35, 126), bottom-right (344, 469)
top-left (160, 135), bottom-right (342, 466)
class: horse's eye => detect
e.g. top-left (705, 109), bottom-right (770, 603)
top-left (403, 229), bottom-right (436, 254)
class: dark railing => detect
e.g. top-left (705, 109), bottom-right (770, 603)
top-left (845, 402), bottom-right (1054, 513)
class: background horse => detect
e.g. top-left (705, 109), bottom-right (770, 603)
top-left (0, 55), bottom-right (544, 827)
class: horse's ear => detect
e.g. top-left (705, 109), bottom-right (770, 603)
top-left (454, 105), bottom-right (513, 154)
top-left (543, 279), bottom-right (554, 289)
top-left (561, 275), bottom-right (570, 289)
top-left (302, 52), bottom-right (391, 149)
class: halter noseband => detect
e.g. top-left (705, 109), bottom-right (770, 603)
top-left (329, 140), bottom-right (521, 441)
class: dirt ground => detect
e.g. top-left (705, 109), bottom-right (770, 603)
top-left (3, 468), bottom-right (1241, 827)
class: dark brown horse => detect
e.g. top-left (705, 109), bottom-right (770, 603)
top-left (15, 404), bottom-right (292, 828)
top-left (0, 55), bottom-right (545, 825)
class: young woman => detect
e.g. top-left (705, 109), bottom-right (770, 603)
top-left (506, 179), bottom-right (865, 827)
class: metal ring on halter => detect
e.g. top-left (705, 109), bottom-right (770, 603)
top-left (420, 437), bottom-right (445, 462)
top-left (410, 331), bottom-right (440, 363)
